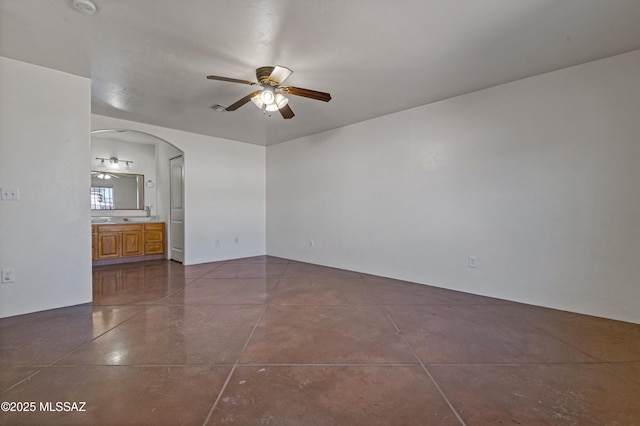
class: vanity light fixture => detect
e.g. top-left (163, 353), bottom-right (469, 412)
top-left (95, 156), bottom-right (133, 169)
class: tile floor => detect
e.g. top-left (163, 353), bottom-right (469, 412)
top-left (1, 256), bottom-right (640, 425)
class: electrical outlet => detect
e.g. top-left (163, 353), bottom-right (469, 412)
top-left (1, 269), bottom-right (15, 283)
top-left (215, 240), bottom-right (220, 247)
top-left (468, 256), bottom-right (478, 268)
top-left (309, 239), bottom-right (315, 248)
top-left (1, 188), bottom-right (19, 200)
top-left (234, 237), bottom-right (239, 244)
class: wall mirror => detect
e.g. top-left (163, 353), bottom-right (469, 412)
top-left (91, 171), bottom-right (144, 210)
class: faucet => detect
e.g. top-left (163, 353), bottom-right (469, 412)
top-left (144, 206), bottom-right (151, 217)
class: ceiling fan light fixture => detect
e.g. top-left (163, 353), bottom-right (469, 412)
top-left (251, 92), bottom-right (289, 112)
top-left (274, 93), bottom-right (289, 109)
top-left (260, 86), bottom-right (276, 105)
top-left (251, 93), bottom-right (264, 109)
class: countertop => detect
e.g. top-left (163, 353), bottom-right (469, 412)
top-left (91, 216), bottom-right (162, 224)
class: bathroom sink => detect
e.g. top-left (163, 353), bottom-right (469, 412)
top-left (124, 217), bottom-right (153, 222)
top-left (91, 218), bottom-right (109, 223)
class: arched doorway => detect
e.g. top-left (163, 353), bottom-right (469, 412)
top-left (90, 129), bottom-right (185, 262)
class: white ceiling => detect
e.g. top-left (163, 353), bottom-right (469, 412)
top-left (2, 0), bottom-right (640, 146)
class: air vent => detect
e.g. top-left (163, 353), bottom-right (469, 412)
top-left (209, 104), bottom-right (227, 112)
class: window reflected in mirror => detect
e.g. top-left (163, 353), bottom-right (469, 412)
top-left (91, 171), bottom-right (144, 210)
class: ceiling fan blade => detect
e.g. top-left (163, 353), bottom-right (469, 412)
top-left (279, 104), bottom-right (295, 119)
top-left (207, 75), bottom-right (257, 86)
top-left (225, 90), bottom-right (261, 111)
top-left (281, 86), bottom-right (331, 102)
top-left (269, 66), bottom-right (293, 85)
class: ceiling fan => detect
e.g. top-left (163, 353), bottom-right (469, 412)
top-left (207, 66), bottom-right (331, 119)
top-left (91, 171), bottom-right (120, 180)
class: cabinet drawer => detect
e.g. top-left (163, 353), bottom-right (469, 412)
top-left (97, 224), bottom-right (143, 233)
top-left (145, 230), bottom-right (163, 243)
top-left (144, 223), bottom-right (164, 231)
top-left (145, 242), bottom-right (164, 255)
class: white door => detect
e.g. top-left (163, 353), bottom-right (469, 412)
top-left (170, 155), bottom-right (185, 262)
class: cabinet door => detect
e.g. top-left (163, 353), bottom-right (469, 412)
top-left (97, 232), bottom-right (121, 259)
top-left (92, 234), bottom-right (97, 260)
top-left (122, 231), bottom-right (144, 256)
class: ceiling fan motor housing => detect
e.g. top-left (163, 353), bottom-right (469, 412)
top-left (256, 67), bottom-right (276, 84)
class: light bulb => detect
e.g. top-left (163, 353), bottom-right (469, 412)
top-left (260, 86), bottom-right (276, 105)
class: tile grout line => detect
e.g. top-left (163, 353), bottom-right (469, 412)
top-left (378, 303), bottom-right (467, 426)
top-left (229, 362), bottom-right (421, 367)
top-left (0, 370), bottom-right (43, 396)
top-left (45, 305), bottom-right (149, 367)
top-left (485, 306), bottom-right (606, 363)
top-left (33, 268), bottom-right (275, 348)
top-left (366, 285), bottom-right (467, 424)
top-left (0, 304), bottom-right (148, 393)
top-left (602, 362), bottom-right (640, 386)
top-left (202, 305), bottom-right (268, 426)
top-left (417, 361), bottom-right (467, 426)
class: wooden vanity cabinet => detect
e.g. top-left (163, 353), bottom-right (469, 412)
top-left (93, 222), bottom-right (164, 265)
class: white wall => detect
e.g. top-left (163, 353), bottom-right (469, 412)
top-left (267, 50), bottom-right (640, 324)
top-left (91, 137), bottom-right (157, 216)
top-left (91, 115), bottom-right (266, 265)
top-left (0, 57), bottom-right (92, 318)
